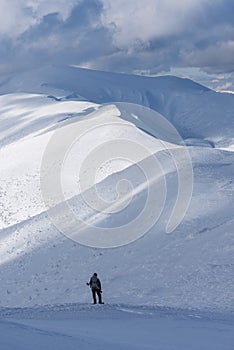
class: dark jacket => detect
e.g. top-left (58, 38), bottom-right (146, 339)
top-left (89, 275), bottom-right (101, 291)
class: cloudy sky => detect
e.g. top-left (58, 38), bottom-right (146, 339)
top-left (0, 0), bottom-right (233, 90)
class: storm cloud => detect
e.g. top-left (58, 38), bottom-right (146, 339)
top-left (0, 0), bottom-right (233, 76)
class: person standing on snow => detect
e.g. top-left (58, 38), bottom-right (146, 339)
top-left (86, 273), bottom-right (104, 304)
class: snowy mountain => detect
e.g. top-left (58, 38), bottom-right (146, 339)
top-left (0, 65), bottom-right (233, 313)
top-left (1, 65), bottom-right (233, 147)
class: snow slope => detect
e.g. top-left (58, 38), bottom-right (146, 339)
top-left (0, 304), bottom-right (233, 350)
top-left (0, 65), bottom-right (233, 147)
top-left (0, 66), bottom-right (233, 315)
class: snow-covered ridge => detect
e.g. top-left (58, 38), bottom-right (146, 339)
top-left (1, 65), bottom-right (234, 147)
top-left (0, 66), bottom-right (233, 311)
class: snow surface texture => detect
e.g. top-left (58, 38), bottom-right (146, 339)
top-left (0, 304), bottom-right (233, 350)
top-left (0, 66), bottom-right (234, 317)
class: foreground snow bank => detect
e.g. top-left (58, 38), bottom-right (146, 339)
top-left (0, 304), bottom-right (233, 350)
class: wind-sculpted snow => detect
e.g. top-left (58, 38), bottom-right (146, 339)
top-left (0, 65), bottom-right (234, 147)
top-left (0, 67), bottom-right (233, 315)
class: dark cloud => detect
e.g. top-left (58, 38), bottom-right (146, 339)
top-left (0, 0), bottom-right (233, 76)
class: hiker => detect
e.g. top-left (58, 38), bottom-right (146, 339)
top-left (86, 273), bottom-right (104, 304)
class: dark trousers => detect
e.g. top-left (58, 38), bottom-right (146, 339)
top-left (92, 288), bottom-right (102, 304)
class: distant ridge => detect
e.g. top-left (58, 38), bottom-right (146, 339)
top-left (0, 65), bottom-right (233, 145)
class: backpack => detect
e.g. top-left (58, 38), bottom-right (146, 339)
top-left (91, 275), bottom-right (99, 290)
